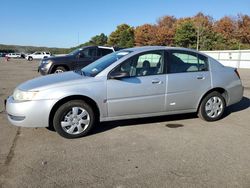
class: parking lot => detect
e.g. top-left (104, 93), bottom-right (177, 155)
top-left (0, 58), bottom-right (250, 187)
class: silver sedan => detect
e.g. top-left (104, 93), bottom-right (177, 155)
top-left (6, 47), bottom-right (243, 138)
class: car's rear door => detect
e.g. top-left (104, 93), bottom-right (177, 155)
top-left (107, 50), bottom-right (167, 117)
top-left (166, 50), bottom-right (211, 111)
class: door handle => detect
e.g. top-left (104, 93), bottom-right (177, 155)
top-left (196, 75), bottom-right (205, 80)
top-left (152, 79), bottom-right (163, 84)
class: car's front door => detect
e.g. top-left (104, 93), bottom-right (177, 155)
top-left (107, 50), bottom-right (167, 117)
top-left (34, 52), bottom-right (42, 59)
top-left (166, 50), bottom-right (211, 111)
top-left (77, 47), bottom-right (97, 69)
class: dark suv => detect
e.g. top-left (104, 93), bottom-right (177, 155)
top-left (38, 46), bottom-right (115, 75)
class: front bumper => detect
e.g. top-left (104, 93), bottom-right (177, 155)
top-left (6, 96), bottom-right (57, 127)
top-left (38, 65), bottom-right (50, 75)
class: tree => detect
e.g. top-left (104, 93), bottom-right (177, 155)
top-left (192, 13), bottom-right (214, 50)
top-left (107, 24), bottom-right (134, 48)
top-left (155, 16), bottom-right (176, 46)
top-left (89, 33), bottom-right (108, 46)
top-left (237, 14), bottom-right (250, 44)
top-left (134, 24), bottom-right (157, 46)
top-left (174, 19), bottom-right (197, 48)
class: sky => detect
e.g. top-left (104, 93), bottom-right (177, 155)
top-left (0, 0), bottom-right (249, 48)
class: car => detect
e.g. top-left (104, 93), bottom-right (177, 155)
top-left (6, 53), bottom-right (21, 58)
top-left (26, 51), bottom-right (51, 61)
top-left (6, 46), bottom-right (243, 139)
top-left (0, 52), bottom-right (7, 57)
top-left (38, 46), bottom-right (115, 75)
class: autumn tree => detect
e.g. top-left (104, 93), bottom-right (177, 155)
top-left (135, 24), bottom-right (158, 46)
top-left (237, 14), bottom-right (250, 44)
top-left (107, 24), bottom-right (134, 48)
top-left (155, 16), bottom-right (176, 46)
top-left (213, 16), bottom-right (241, 49)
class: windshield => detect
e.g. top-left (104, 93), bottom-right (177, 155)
top-left (81, 51), bottom-right (131, 77)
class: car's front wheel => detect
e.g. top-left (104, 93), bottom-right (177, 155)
top-left (53, 100), bottom-right (96, 138)
top-left (28, 56), bottom-right (33, 61)
top-left (54, 66), bottom-right (66, 74)
top-left (198, 91), bottom-right (226, 121)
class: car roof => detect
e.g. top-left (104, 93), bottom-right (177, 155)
top-left (123, 46), bottom-right (210, 57)
top-left (120, 46), bottom-right (210, 57)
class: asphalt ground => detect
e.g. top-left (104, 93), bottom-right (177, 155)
top-left (0, 58), bottom-right (250, 188)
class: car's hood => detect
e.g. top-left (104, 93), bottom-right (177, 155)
top-left (45, 54), bottom-right (74, 62)
top-left (18, 71), bottom-right (94, 91)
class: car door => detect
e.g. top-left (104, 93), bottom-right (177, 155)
top-left (34, 52), bottom-right (42, 59)
top-left (166, 50), bottom-right (211, 111)
top-left (107, 50), bottom-right (167, 117)
top-left (77, 47), bottom-right (97, 69)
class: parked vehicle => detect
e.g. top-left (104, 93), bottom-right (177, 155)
top-left (38, 46), bottom-right (115, 75)
top-left (6, 53), bottom-right (21, 58)
top-left (26, 51), bottom-right (51, 61)
top-left (0, 53), bottom-right (7, 57)
top-left (6, 46), bottom-right (243, 139)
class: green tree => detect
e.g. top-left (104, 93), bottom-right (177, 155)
top-left (108, 24), bottom-right (134, 48)
top-left (174, 20), bottom-right (197, 48)
top-left (89, 33), bottom-right (108, 46)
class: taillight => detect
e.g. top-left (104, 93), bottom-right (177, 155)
top-left (234, 69), bottom-right (241, 79)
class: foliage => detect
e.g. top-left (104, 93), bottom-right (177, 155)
top-left (135, 24), bottom-right (157, 46)
top-left (107, 24), bottom-right (134, 48)
top-left (174, 19), bottom-right (197, 48)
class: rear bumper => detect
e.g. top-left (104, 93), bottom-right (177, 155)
top-left (6, 96), bottom-right (56, 127)
top-left (227, 83), bottom-right (244, 106)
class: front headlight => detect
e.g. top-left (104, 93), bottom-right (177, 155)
top-left (41, 60), bottom-right (52, 66)
top-left (13, 89), bottom-right (38, 101)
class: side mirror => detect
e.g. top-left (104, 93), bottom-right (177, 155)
top-left (77, 53), bottom-right (85, 58)
top-left (109, 71), bottom-right (129, 79)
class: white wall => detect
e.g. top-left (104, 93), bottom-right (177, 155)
top-left (201, 50), bottom-right (250, 69)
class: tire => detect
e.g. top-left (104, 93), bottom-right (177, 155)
top-left (28, 56), bottom-right (33, 61)
top-left (198, 91), bottom-right (226, 121)
top-left (53, 100), bottom-right (96, 139)
top-left (54, 66), bottom-right (66, 74)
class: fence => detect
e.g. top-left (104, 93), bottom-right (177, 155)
top-left (201, 50), bottom-right (250, 69)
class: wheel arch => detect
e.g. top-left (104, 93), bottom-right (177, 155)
top-left (50, 64), bottom-right (70, 73)
top-left (48, 95), bottom-right (100, 129)
top-left (197, 87), bottom-right (229, 111)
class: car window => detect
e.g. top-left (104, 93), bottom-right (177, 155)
top-left (168, 50), bottom-right (208, 73)
top-left (80, 48), bottom-right (96, 58)
top-left (113, 51), bottom-right (165, 77)
top-left (97, 48), bottom-right (113, 56)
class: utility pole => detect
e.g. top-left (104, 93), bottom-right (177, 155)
top-left (77, 32), bottom-right (79, 45)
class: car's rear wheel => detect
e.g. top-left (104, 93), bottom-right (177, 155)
top-left (28, 56), bottom-right (33, 61)
top-left (54, 66), bottom-right (66, 74)
top-left (53, 100), bottom-right (95, 138)
top-left (198, 91), bottom-right (226, 121)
